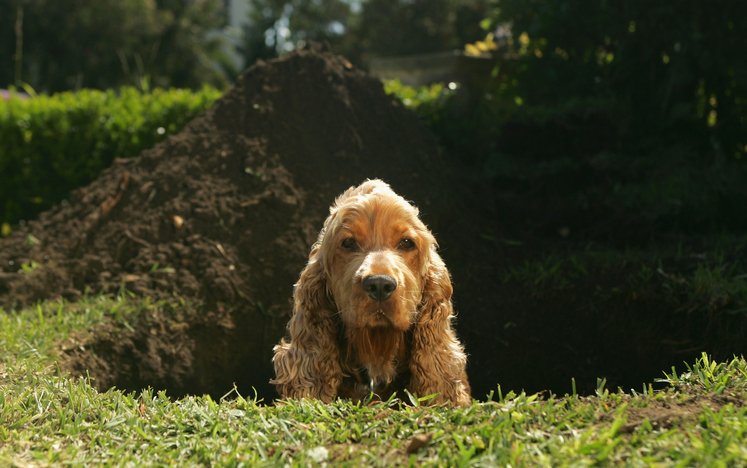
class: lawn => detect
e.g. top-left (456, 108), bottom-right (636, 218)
top-left (1, 296), bottom-right (746, 465)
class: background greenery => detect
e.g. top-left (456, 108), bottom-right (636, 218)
top-left (478, 0), bottom-right (747, 160)
top-left (241, 0), bottom-right (489, 65)
top-left (387, 1), bottom-right (747, 235)
top-left (1, 0), bottom-right (490, 92)
top-left (0, 87), bottom-right (220, 226)
top-left (0, 0), bottom-right (232, 91)
top-left (6, 0), bottom-right (743, 186)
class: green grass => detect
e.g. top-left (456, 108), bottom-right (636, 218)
top-left (500, 253), bottom-right (589, 289)
top-left (1, 296), bottom-right (747, 465)
top-left (500, 245), bottom-right (747, 316)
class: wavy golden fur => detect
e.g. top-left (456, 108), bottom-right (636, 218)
top-left (271, 179), bottom-right (470, 405)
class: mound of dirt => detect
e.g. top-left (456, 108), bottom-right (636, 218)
top-left (0, 46), bottom-right (476, 399)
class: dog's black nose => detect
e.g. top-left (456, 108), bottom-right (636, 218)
top-left (362, 275), bottom-right (397, 302)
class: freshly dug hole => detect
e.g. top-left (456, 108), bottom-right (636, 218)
top-left (62, 301), bottom-right (279, 399)
top-left (60, 257), bottom-right (738, 401)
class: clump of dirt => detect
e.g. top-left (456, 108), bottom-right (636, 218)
top-left (0, 46), bottom-right (461, 398)
top-left (599, 391), bottom-right (744, 435)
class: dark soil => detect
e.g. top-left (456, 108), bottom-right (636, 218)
top-left (0, 46), bottom-right (742, 400)
top-left (603, 391), bottom-right (744, 435)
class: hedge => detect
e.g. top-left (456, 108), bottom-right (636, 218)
top-left (0, 87), bottom-right (221, 229)
top-left (0, 82), bottom-right (435, 233)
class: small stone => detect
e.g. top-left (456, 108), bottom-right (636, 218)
top-left (306, 446), bottom-right (328, 463)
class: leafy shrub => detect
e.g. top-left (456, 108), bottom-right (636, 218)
top-left (0, 87), bottom-right (221, 227)
top-left (483, 1), bottom-right (747, 159)
top-left (384, 77), bottom-right (511, 164)
top-left (0, 0), bottom-right (230, 92)
top-left (387, 3), bottom-right (747, 232)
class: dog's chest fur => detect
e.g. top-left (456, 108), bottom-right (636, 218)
top-left (337, 324), bottom-right (413, 401)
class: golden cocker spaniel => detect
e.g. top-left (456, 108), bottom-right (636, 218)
top-left (271, 179), bottom-right (470, 405)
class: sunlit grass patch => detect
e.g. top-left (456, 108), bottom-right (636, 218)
top-left (1, 296), bottom-right (746, 465)
top-left (0, 294), bottom-right (184, 361)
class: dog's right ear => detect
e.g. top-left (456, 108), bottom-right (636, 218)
top-left (271, 243), bottom-right (343, 402)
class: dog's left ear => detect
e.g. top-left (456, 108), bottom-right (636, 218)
top-left (408, 247), bottom-right (471, 405)
top-left (419, 248), bottom-right (452, 319)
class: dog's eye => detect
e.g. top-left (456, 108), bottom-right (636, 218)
top-left (341, 237), bottom-right (359, 251)
top-left (397, 237), bottom-right (416, 251)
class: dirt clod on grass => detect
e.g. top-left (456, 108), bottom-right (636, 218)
top-left (607, 391), bottom-right (744, 435)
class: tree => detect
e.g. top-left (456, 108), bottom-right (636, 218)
top-left (356, 0), bottom-right (471, 58)
top-left (491, 0), bottom-right (747, 157)
top-left (240, 0), bottom-right (353, 67)
top-left (238, 0), bottom-right (490, 68)
top-left (149, 0), bottom-right (234, 88)
top-left (0, 0), bottom-right (231, 92)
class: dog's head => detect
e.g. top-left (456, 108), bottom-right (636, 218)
top-left (316, 179), bottom-right (436, 333)
top-left (274, 179), bottom-right (467, 403)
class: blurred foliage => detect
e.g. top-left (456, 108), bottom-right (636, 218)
top-left (0, 0), bottom-right (231, 92)
top-left (383, 79), bottom-right (447, 110)
top-left (385, 1), bottom-right (747, 233)
top-left (1, 0), bottom-right (745, 234)
top-left (239, 0), bottom-right (490, 66)
top-left (0, 87), bottom-right (220, 226)
top-left (482, 0), bottom-right (747, 160)
top-left (148, 0), bottom-right (236, 88)
top-left (2, 0), bottom-right (491, 89)
top-left (383, 79), bottom-right (461, 146)
top-left (240, 0), bottom-right (353, 66)
top-left (352, 0), bottom-right (487, 61)
top-left (464, 32), bottom-right (498, 57)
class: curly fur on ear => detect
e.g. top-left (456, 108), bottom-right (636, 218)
top-left (408, 248), bottom-right (471, 406)
top-left (271, 244), bottom-right (343, 402)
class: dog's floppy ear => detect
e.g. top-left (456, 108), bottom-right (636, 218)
top-left (271, 242), bottom-right (343, 402)
top-left (408, 247), bottom-right (471, 405)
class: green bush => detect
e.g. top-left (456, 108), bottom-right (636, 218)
top-left (383, 79), bottom-right (454, 124)
top-left (482, 1), bottom-right (747, 159)
top-left (0, 87), bottom-right (221, 228)
top-left (0, 0), bottom-right (231, 91)
top-left (386, 3), bottom-right (747, 232)
top-left (388, 2), bottom-right (747, 164)
top-left (383, 77), bottom-right (509, 164)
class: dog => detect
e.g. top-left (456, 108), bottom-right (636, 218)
top-left (272, 179), bottom-right (470, 405)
